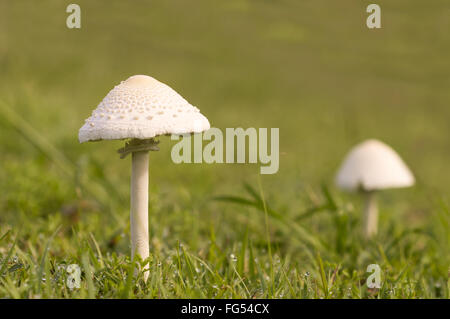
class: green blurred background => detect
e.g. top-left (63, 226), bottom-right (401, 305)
top-left (2, 0), bottom-right (449, 209)
top-left (0, 0), bottom-right (449, 298)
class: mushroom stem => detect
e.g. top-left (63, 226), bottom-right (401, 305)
top-left (130, 150), bottom-right (150, 280)
top-left (363, 191), bottom-right (378, 238)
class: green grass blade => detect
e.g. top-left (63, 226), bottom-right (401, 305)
top-left (81, 253), bottom-right (96, 298)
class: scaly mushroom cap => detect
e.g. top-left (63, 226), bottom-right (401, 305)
top-left (335, 139), bottom-right (415, 191)
top-left (78, 75), bottom-right (210, 143)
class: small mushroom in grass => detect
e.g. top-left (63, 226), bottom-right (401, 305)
top-left (78, 75), bottom-right (210, 280)
top-left (335, 139), bottom-right (415, 238)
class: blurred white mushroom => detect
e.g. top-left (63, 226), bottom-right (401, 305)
top-left (79, 75), bottom-right (210, 280)
top-left (335, 139), bottom-right (415, 238)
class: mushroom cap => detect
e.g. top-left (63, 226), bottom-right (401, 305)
top-left (335, 139), bottom-right (415, 192)
top-left (78, 75), bottom-right (210, 143)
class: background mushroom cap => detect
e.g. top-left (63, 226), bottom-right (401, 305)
top-left (335, 139), bottom-right (415, 192)
top-left (78, 75), bottom-right (210, 143)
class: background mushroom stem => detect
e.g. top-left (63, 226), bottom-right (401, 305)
top-left (363, 191), bottom-right (378, 238)
top-left (130, 150), bottom-right (150, 280)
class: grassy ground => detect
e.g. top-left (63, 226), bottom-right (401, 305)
top-left (0, 0), bottom-right (449, 298)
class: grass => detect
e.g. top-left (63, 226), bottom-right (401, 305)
top-left (0, 0), bottom-right (449, 298)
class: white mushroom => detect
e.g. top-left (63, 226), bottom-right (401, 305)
top-left (335, 139), bottom-right (415, 238)
top-left (79, 75), bottom-right (210, 280)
